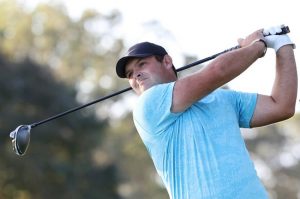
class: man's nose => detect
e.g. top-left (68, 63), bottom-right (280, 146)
top-left (134, 71), bottom-right (142, 79)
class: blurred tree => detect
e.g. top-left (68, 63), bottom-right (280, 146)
top-left (243, 116), bottom-right (300, 199)
top-left (0, 54), bottom-right (120, 198)
top-left (0, 0), bottom-right (125, 93)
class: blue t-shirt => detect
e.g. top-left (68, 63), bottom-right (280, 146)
top-left (133, 82), bottom-right (269, 199)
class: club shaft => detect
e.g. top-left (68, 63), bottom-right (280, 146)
top-left (176, 45), bottom-right (240, 72)
top-left (30, 87), bottom-right (132, 128)
top-left (30, 25), bottom-right (290, 128)
top-left (30, 45), bottom-right (240, 128)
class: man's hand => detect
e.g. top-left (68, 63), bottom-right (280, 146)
top-left (263, 25), bottom-right (295, 52)
top-left (238, 29), bottom-right (265, 48)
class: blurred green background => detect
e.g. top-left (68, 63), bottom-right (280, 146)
top-left (0, 1), bottom-right (299, 198)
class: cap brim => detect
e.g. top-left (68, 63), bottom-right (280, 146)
top-left (116, 54), bottom-right (152, 78)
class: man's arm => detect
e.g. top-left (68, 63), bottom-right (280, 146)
top-left (251, 45), bottom-right (297, 127)
top-left (172, 30), bottom-right (266, 113)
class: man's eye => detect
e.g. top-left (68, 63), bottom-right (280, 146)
top-left (126, 72), bottom-right (132, 78)
top-left (139, 62), bottom-right (145, 67)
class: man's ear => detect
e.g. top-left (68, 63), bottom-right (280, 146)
top-left (163, 55), bottom-right (173, 69)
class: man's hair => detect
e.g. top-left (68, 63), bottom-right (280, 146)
top-left (154, 55), bottom-right (177, 77)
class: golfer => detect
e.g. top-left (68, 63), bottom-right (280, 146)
top-left (115, 26), bottom-right (297, 199)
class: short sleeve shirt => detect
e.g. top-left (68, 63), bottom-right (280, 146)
top-left (133, 82), bottom-right (268, 199)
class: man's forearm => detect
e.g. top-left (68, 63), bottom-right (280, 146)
top-left (172, 41), bottom-right (264, 112)
top-left (271, 45), bottom-right (297, 115)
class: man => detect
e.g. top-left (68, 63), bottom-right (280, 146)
top-left (115, 26), bottom-right (297, 199)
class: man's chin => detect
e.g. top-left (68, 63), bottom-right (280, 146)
top-left (137, 83), bottom-right (157, 95)
top-left (137, 86), bottom-right (149, 95)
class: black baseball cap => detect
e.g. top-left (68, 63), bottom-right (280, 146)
top-left (116, 42), bottom-right (168, 78)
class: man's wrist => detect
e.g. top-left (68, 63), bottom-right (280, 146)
top-left (251, 39), bottom-right (267, 58)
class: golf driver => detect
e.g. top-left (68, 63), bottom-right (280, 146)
top-left (9, 25), bottom-right (291, 156)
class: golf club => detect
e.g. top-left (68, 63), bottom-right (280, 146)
top-left (9, 25), bottom-right (291, 156)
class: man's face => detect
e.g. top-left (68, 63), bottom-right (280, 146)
top-left (125, 56), bottom-right (170, 95)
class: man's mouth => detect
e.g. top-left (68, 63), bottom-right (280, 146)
top-left (137, 78), bottom-right (147, 86)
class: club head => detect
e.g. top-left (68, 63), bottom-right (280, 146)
top-left (9, 125), bottom-right (31, 156)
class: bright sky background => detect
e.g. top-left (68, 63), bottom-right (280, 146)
top-left (23, 0), bottom-right (300, 111)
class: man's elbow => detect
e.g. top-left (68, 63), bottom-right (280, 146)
top-left (280, 106), bottom-right (296, 120)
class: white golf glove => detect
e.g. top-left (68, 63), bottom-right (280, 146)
top-left (263, 25), bottom-right (295, 52)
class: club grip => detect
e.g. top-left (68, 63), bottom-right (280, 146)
top-left (221, 25), bottom-right (291, 55)
top-left (263, 25), bottom-right (290, 36)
